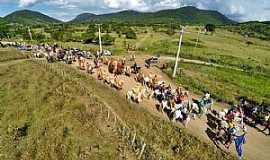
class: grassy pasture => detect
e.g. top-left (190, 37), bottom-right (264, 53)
top-left (165, 62), bottom-right (270, 105)
top-left (0, 50), bottom-right (232, 159)
top-left (133, 27), bottom-right (270, 74)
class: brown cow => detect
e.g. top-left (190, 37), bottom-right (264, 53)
top-left (111, 76), bottom-right (124, 90)
top-left (108, 59), bottom-right (125, 75)
top-left (97, 68), bottom-right (106, 80)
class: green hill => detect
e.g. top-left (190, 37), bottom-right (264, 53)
top-left (70, 6), bottom-right (234, 25)
top-left (4, 10), bottom-right (62, 25)
top-left (0, 17), bottom-right (6, 23)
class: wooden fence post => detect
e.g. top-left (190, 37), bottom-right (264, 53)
top-left (132, 132), bottom-right (136, 146)
top-left (138, 143), bottom-right (146, 159)
top-left (107, 110), bottom-right (110, 121)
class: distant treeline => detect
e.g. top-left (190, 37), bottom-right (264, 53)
top-left (221, 22), bottom-right (270, 41)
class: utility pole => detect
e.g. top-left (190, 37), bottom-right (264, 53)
top-left (173, 27), bottom-right (184, 78)
top-left (195, 28), bottom-right (201, 48)
top-left (96, 24), bottom-right (102, 55)
top-left (28, 26), bottom-right (32, 41)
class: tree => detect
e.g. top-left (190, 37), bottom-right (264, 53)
top-left (205, 24), bottom-right (216, 32)
top-left (126, 29), bottom-right (137, 39)
top-left (86, 24), bottom-right (97, 33)
top-left (82, 24), bottom-right (98, 43)
top-left (0, 22), bottom-right (9, 40)
top-left (102, 24), bottom-right (112, 33)
top-left (50, 30), bottom-right (64, 41)
top-left (33, 32), bottom-right (46, 42)
top-left (165, 23), bottom-right (176, 35)
top-left (101, 33), bottom-right (115, 45)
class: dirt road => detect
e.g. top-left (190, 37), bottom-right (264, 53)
top-left (63, 57), bottom-right (270, 160)
top-left (160, 56), bottom-right (245, 72)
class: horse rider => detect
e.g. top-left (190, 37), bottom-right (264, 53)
top-left (198, 93), bottom-right (213, 115)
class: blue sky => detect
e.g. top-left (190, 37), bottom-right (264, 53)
top-left (0, 0), bottom-right (269, 22)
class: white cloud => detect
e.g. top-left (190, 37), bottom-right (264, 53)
top-left (15, 0), bottom-right (270, 21)
top-left (19, 0), bottom-right (40, 7)
top-left (104, 0), bottom-right (149, 11)
top-left (19, 0), bottom-right (76, 8)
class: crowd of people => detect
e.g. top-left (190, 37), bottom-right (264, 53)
top-left (127, 63), bottom-right (214, 127)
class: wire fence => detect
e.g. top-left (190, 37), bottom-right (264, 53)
top-left (28, 59), bottom-right (165, 160)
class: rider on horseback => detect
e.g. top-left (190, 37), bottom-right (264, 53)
top-left (198, 92), bottom-right (213, 115)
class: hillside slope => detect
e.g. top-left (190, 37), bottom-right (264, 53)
top-left (70, 6), bottom-right (234, 25)
top-left (4, 10), bottom-right (62, 25)
top-left (0, 53), bottom-right (232, 159)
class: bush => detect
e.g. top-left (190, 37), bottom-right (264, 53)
top-left (0, 22), bottom-right (9, 40)
top-left (33, 33), bottom-right (46, 42)
top-left (82, 32), bottom-right (96, 44)
top-left (126, 29), bottom-right (137, 39)
top-left (205, 24), bottom-right (216, 32)
top-left (101, 33), bottom-right (115, 45)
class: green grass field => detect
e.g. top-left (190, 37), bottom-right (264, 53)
top-left (0, 49), bottom-right (233, 159)
top-left (165, 62), bottom-right (270, 105)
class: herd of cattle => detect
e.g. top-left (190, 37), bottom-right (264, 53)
top-left (1, 41), bottom-right (270, 145)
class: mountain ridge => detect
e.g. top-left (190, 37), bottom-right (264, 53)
top-left (4, 9), bottom-right (62, 25)
top-left (70, 6), bottom-right (235, 25)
